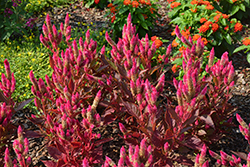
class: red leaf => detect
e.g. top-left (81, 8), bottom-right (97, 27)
top-left (231, 151), bottom-right (248, 161)
top-left (47, 146), bottom-right (62, 160)
top-left (200, 115), bottom-right (215, 129)
top-left (94, 137), bottom-right (113, 146)
top-left (122, 101), bottom-right (140, 120)
top-left (183, 136), bottom-right (204, 150)
top-left (14, 98), bottom-right (34, 112)
top-left (71, 142), bottom-right (81, 148)
top-left (49, 55), bottom-right (55, 70)
top-left (103, 113), bottom-right (116, 125)
top-left (41, 160), bottom-right (57, 167)
top-left (23, 130), bottom-right (42, 138)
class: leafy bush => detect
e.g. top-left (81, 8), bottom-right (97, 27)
top-left (167, 0), bottom-right (244, 56)
top-left (0, 0), bottom-right (34, 41)
top-left (105, 0), bottom-right (160, 40)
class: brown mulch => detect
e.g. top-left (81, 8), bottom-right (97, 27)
top-left (10, 0), bottom-right (250, 166)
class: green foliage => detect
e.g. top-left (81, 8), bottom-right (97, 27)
top-left (0, 0), bottom-right (33, 41)
top-left (105, 0), bottom-right (160, 40)
top-left (167, 0), bottom-right (244, 56)
top-left (25, 0), bottom-right (76, 13)
top-left (210, 0), bottom-right (250, 20)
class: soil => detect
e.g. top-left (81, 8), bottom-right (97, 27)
top-left (8, 0), bottom-right (250, 166)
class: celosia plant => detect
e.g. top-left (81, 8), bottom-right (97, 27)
top-left (105, 0), bottom-right (159, 40)
top-left (3, 12), bottom-right (238, 166)
top-left (4, 126), bottom-right (32, 167)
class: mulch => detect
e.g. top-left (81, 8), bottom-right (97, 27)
top-left (8, 0), bottom-right (250, 166)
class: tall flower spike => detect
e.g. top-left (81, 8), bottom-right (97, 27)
top-left (46, 14), bottom-right (52, 35)
top-left (175, 25), bottom-right (182, 39)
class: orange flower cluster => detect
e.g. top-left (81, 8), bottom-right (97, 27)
top-left (151, 36), bottom-right (163, 48)
top-left (132, 1), bottom-right (139, 7)
top-left (172, 64), bottom-right (180, 73)
top-left (170, 2), bottom-right (181, 8)
top-left (111, 15), bottom-right (116, 23)
top-left (124, 0), bottom-right (131, 5)
top-left (200, 18), bottom-right (207, 23)
top-left (191, 0), bottom-right (211, 6)
top-left (201, 38), bottom-right (208, 45)
top-left (205, 5), bottom-right (214, 10)
top-left (214, 11), bottom-right (229, 22)
top-left (234, 22), bottom-right (243, 32)
top-left (94, 0), bottom-right (100, 4)
top-left (110, 6), bottom-right (117, 14)
top-left (232, 0), bottom-right (237, 3)
top-left (193, 34), bottom-right (201, 41)
top-left (142, 14), bottom-right (148, 19)
top-left (242, 37), bottom-right (250, 46)
top-left (107, 3), bottom-right (113, 7)
top-left (181, 27), bottom-right (191, 39)
top-left (212, 23), bottom-right (219, 32)
top-left (149, 7), bottom-right (155, 14)
top-left (199, 21), bottom-right (212, 33)
top-left (139, 0), bottom-right (146, 4)
top-left (172, 39), bottom-right (179, 47)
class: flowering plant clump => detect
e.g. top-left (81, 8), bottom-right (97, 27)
top-left (105, 0), bottom-right (160, 40)
top-left (3, 13), bottom-right (238, 166)
top-left (210, 0), bottom-right (250, 20)
top-left (167, 0), bottom-right (244, 56)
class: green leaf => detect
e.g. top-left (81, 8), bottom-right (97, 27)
top-left (138, 13), bottom-right (145, 22)
top-left (141, 22), bottom-right (148, 30)
top-left (221, 18), bottom-right (227, 26)
top-left (171, 58), bottom-right (183, 65)
top-left (224, 34), bottom-right (232, 45)
top-left (239, 3), bottom-right (246, 11)
top-left (247, 53), bottom-right (250, 64)
top-left (119, 6), bottom-right (128, 15)
top-left (231, 6), bottom-right (240, 15)
top-left (233, 45), bottom-right (250, 53)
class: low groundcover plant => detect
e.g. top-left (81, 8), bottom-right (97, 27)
top-left (2, 12), bottom-right (241, 166)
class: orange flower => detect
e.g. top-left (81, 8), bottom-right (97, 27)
top-left (191, 8), bottom-right (197, 13)
top-left (200, 18), bottom-right (207, 23)
top-left (202, 1), bottom-right (210, 5)
top-left (149, 8), bottom-right (155, 14)
top-left (111, 15), bottom-right (116, 23)
top-left (204, 21), bottom-right (212, 26)
top-left (151, 36), bottom-right (157, 41)
top-left (170, 2), bottom-right (181, 8)
top-left (110, 6), bottom-right (117, 14)
top-left (107, 3), bottom-right (113, 7)
top-left (214, 14), bottom-right (221, 22)
top-left (124, 0), bottom-right (131, 5)
top-left (94, 0), bottom-right (100, 4)
top-left (205, 5), bottom-right (214, 10)
top-left (171, 30), bottom-right (176, 36)
top-left (199, 24), bottom-right (210, 33)
top-left (181, 27), bottom-right (191, 39)
top-left (139, 0), bottom-right (146, 4)
top-left (193, 34), bottom-right (201, 41)
top-left (172, 39), bottom-right (179, 47)
top-left (224, 25), bottom-right (229, 30)
top-left (222, 14), bottom-right (229, 19)
top-left (234, 22), bottom-right (243, 32)
top-left (212, 23), bottom-right (219, 32)
top-left (179, 46), bottom-right (186, 52)
top-left (232, 0), bottom-right (237, 3)
top-left (145, 0), bottom-right (151, 5)
top-left (242, 37), bottom-right (250, 46)
top-left (201, 38), bottom-right (208, 45)
top-left (155, 39), bottom-right (163, 49)
top-left (191, 0), bottom-right (198, 5)
top-left (172, 64), bottom-right (180, 73)
top-left (132, 1), bottom-right (139, 7)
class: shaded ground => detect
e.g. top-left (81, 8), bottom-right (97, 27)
top-left (10, 0), bottom-right (250, 166)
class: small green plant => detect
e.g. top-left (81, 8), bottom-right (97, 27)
top-left (105, 0), bottom-right (160, 40)
top-left (0, 0), bottom-right (33, 41)
top-left (233, 36), bottom-right (250, 63)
